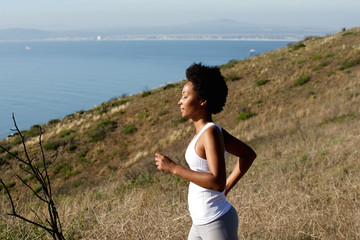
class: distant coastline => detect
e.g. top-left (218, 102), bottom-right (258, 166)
top-left (0, 34), bottom-right (301, 42)
top-left (0, 19), bottom-right (337, 42)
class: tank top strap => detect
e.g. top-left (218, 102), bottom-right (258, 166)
top-left (192, 122), bottom-right (220, 143)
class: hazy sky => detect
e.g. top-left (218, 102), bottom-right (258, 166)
top-left (1, 0), bottom-right (359, 31)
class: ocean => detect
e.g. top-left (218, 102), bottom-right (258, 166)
top-left (0, 40), bottom-right (291, 138)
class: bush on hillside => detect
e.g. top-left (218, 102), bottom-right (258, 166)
top-left (256, 79), bottom-right (270, 86)
top-left (88, 120), bottom-right (117, 142)
top-left (48, 119), bottom-right (60, 125)
top-left (172, 117), bottom-right (188, 126)
top-left (339, 57), bottom-right (360, 70)
top-left (59, 129), bottom-right (74, 138)
top-left (123, 124), bottom-right (137, 135)
top-left (43, 140), bottom-right (61, 150)
top-left (141, 91), bottom-right (151, 97)
top-left (313, 61), bottom-right (331, 71)
top-left (219, 59), bottom-right (239, 69)
top-left (237, 111), bottom-right (256, 122)
top-left (294, 74), bottom-right (311, 86)
top-left (291, 42), bottom-right (306, 50)
top-left (224, 74), bottom-right (241, 82)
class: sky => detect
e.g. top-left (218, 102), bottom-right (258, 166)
top-left (0, 0), bottom-right (359, 31)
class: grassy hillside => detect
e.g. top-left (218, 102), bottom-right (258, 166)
top-left (1, 27), bottom-right (359, 239)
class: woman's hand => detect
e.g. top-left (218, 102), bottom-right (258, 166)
top-left (154, 153), bottom-right (177, 174)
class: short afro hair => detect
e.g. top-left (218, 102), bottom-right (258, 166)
top-left (186, 63), bottom-right (228, 115)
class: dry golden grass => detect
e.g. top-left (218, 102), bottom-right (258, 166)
top-left (1, 27), bottom-right (359, 239)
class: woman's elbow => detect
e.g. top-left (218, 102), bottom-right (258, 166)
top-left (214, 179), bottom-right (226, 192)
top-left (250, 150), bottom-right (257, 162)
top-left (214, 185), bottom-right (225, 193)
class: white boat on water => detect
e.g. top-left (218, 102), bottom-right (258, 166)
top-left (248, 49), bottom-right (256, 56)
top-left (25, 46), bottom-right (31, 50)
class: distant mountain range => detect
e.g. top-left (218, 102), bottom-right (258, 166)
top-left (0, 19), bottom-right (337, 41)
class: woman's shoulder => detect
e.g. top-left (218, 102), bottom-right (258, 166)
top-left (206, 122), bottom-right (222, 133)
top-left (202, 123), bottom-right (223, 139)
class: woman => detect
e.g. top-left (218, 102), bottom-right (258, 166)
top-left (155, 63), bottom-right (256, 240)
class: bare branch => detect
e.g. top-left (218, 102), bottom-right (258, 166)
top-left (19, 165), bottom-right (37, 180)
top-left (11, 113), bottom-right (33, 165)
top-left (0, 145), bottom-right (28, 165)
top-left (8, 212), bottom-right (55, 235)
top-left (0, 179), bottom-right (16, 214)
top-left (16, 174), bottom-right (47, 203)
top-left (1, 114), bottom-right (67, 240)
top-left (30, 207), bottom-right (46, 226)
top-left (39, 129), bottom-right (53, 197)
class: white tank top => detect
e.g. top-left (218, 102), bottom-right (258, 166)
top-left (185, 122), bottom-right (231, 225)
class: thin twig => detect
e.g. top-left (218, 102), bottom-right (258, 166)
top-left (16, 174), bottom-right (47, 203)
top-left (1, 114), bottom-right (66, 239)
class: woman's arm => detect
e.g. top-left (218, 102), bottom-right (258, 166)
top-left (155, 126), bottom-right (227, 192)
top-left (222, 128), bottom-right (257, 196)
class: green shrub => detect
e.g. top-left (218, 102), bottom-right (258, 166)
top-left (52, 162), bottom-right (70, 175)
top-left (224, 74), bottom-right (240, 82)
top-left (172, 117), bottom-right (188, 126)
top-left (65, 113), bottom-right (75, 118)
top-left (237, 111), bottom-right (256, 122)
top-left (292, 42), bottom-right (306, 50)
top-left (4, 181), bottom-right (15, 189)
top-left (130, 174), bottom-right (154, 187)
top-left (65, 169), bottom-right (79, 179)
top-left (327, 71), bottom-right (335, 77)
top-left (111, 99), bottom-right (128, 107)
top-left (98, 107), bottom-right (108, 115)
top-left (123, 124), bottom-right (137, 135)
top-left (72, 180), bottom-right (82, 188)
top-left (1, 181), bottom-right (16, 194)
top-left (59, 129), bottom-right (73, 138)
top-left (219, 59), bottom-right (239, 69)
top-left (256, 79), bottom-right (270, 86)
top-left (78, 148), bottom-right (89, 162)
top-left (323, 113), bottom-right (356, 125)
top-left (5, 150), bottom-right (18, 160)
top-left (339, 57), bottom-right (360, 70)
top-left (0, 157), bottom-right (7, 166)
top-left (138, 112), bottom-right (149, 119)
top-left (158, 110), bottom-right (169, 116)
top-left (12, 137), bottom-right (22, 145)
top-left (26, 125), bottom-right (41, 137)
top-left (88, 120), bottom-right (117, 142)
top-left (141, 91), bottom-right (151, 97)
top-left (43, 141), bottom-right (61, 150)
top-left (294, 74), bottom-right (311, 86)
top-left (292, 59), bottom-right (307, 65)
top-left (0, 143), bottom-right (10, 153)
top-left (48, 119), bottom-right (60, 125)
top-left (68, 144), bottom-right (79, 152)
top-left (313, 61), bottom-right (331, 71)
top-left (97, 120), bottom-right (117, 129)
top-left (312, 55), bottom-right (322, 60)
top-left (33, 185), bottom-right (42, 195)
top-left (164, 83), bottom-right (176, 89)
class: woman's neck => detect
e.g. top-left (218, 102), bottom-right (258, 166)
top-left (193, 115), bottom-right (212, 134)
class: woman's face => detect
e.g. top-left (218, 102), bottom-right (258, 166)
top-left (178, 81), bottom-right (203, 119)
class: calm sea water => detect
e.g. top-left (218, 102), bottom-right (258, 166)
top-left (0, 40), bottom-right (290, 138)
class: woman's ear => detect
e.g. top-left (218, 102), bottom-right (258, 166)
top-left (200, 99), bottom-right (207, 107)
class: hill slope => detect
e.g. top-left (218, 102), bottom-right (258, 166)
top-left (1, 27), bottom-right (359, 239)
